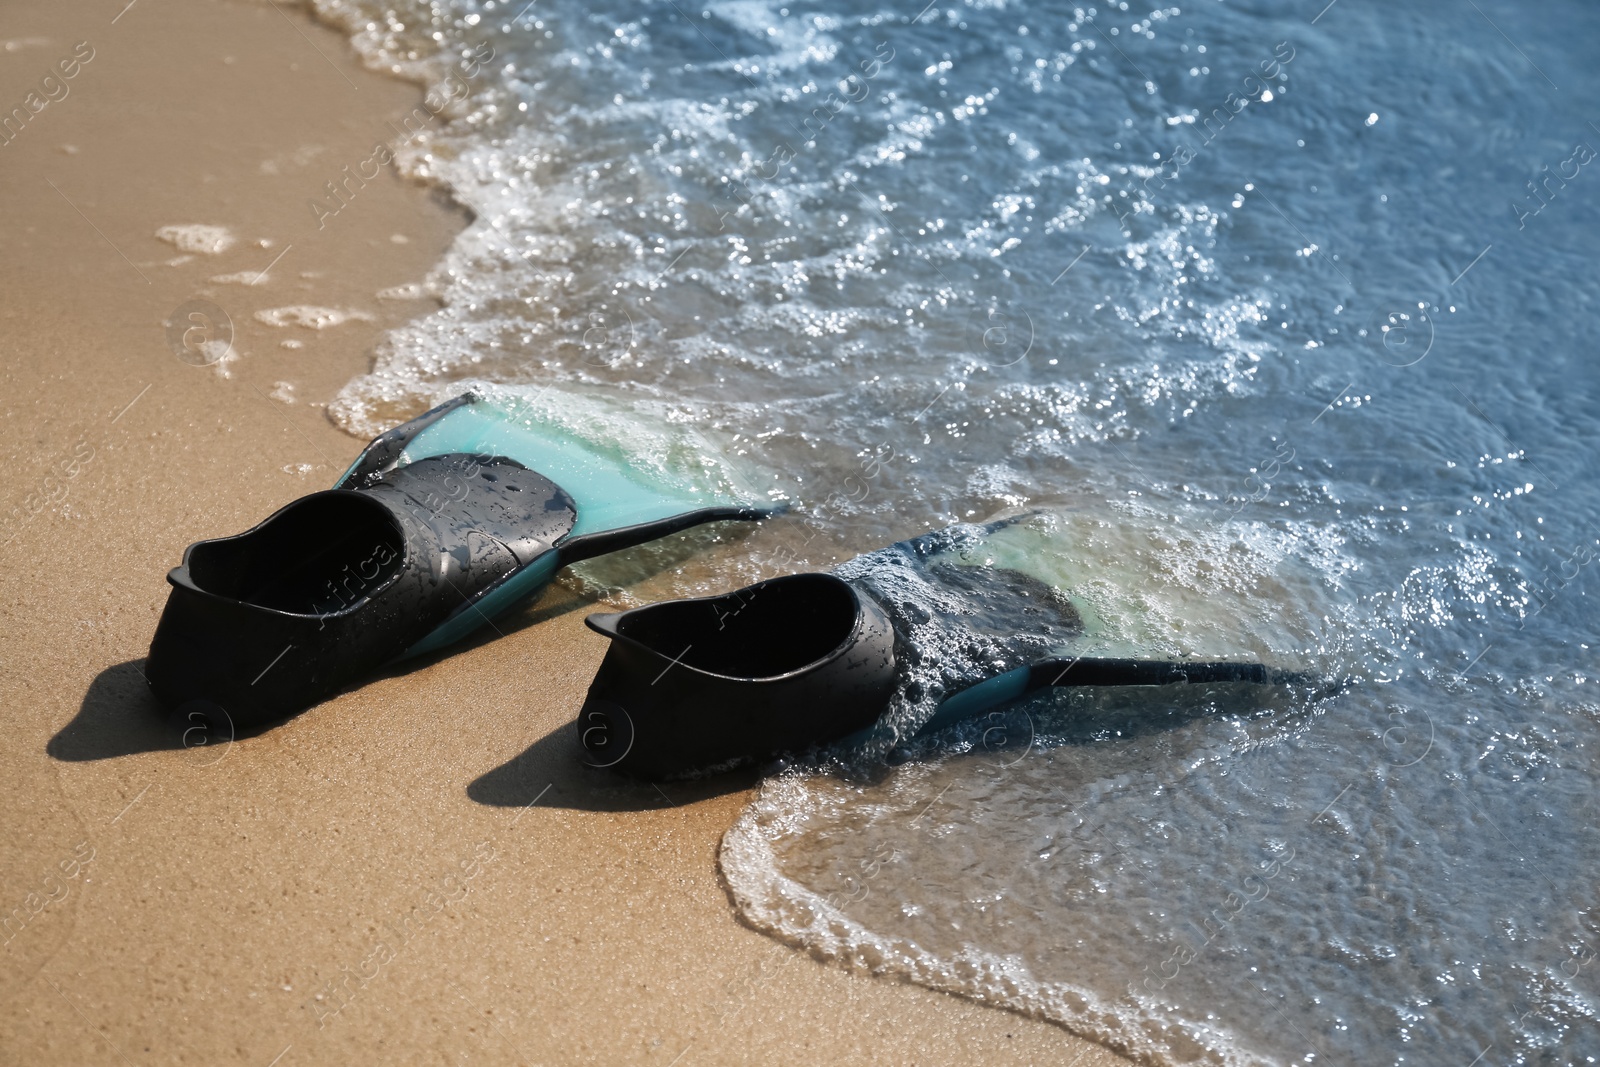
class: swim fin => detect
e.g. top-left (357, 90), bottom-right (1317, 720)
top-left (576, 515), bottom-right (1326, 779)
top-left (147, 390), bottom-right (774, 727)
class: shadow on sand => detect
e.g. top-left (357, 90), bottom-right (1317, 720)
top-left (56, 651), bottom-right (756, 812)
top-left (47, 577), bottom-right (613, 764)
top-left (47, 659), bottom-right (181, 762)
top-left (466, 720), bottom-right (764, 814)
top-left (50, 518), bottom-right (764, 763)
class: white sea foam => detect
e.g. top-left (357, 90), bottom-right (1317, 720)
top-left (155, 224), bottom-right (235, 255)
top-left (721, 774), bottom-right (1275, 1067)
top-left (376, 282), bottom-right (428, 300)
top-left (254, 306), bottom-right (374, 329)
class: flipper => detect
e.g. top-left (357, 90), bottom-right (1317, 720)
top-left (578, 574), bottom-right (898, 776)
top-left (147, 391), bottom-right (773, 727)
top-left (577, 516), bottom-right (1330, 779)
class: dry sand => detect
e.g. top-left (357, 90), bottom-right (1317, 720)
top-left (0, 2), bottom-right (1135, 1063)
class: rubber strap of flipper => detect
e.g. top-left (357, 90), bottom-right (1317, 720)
top-left (334, 393), bottom-right (478, 489)
top-left (916, 657), bottom-right (1320, 738)
top-left (1031, 658), bottom-right (1341, 690)
top-left (555, 504), bottom-right (779, 566)
top-left (1025, 657), bottom-right (1271, 688)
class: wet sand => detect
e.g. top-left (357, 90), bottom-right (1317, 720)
top-left (0, 1), bottom-right (1133, 1063)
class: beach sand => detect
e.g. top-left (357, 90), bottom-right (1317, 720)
top-left (0, 2), bottom-right (1134, 1063)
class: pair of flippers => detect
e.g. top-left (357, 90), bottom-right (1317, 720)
top-left (147, 392), bottom-right (1315, 778)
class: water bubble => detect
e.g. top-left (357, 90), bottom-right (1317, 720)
top-left (165, 299), bottom-right (234, 367)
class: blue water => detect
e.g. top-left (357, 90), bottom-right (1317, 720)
top-left (312, 0), bottom-right (1600, 1061)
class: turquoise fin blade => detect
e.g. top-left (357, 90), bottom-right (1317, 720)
top-left (351, 389), bottom-right (770, 535)
top-left (916, 666), bottom-right (1032, 737)
top-left (337, 389), bottom-right (774, 658)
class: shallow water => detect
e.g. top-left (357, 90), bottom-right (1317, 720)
top-left (315, 0), bottom-right (1600, 1061)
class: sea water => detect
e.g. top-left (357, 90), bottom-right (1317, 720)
top-left (310, 0), bottom-right (1600, 1061)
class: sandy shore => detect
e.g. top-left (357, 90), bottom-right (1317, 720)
top-left (0, 2), bottom-right (1133, 1063)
